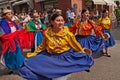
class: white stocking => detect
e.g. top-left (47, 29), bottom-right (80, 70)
top-left (52, 74), bottom-right (71, 80)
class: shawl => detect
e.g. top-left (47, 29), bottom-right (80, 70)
top-left (27, 19), bottom-right (46, 32)
top-left (0, 18), bottom-right (19, 34)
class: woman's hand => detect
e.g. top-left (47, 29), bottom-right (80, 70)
top-left (84, 48), bottom-right (92, 55)
top-left (101, 34), bottom-right (106, 40)
top-left (103, 33), bottom-right (110, 41)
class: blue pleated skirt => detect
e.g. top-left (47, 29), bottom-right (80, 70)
top-left (19, 49), bottom-right (94, 80)
top-left (4, 41), bottom-right (24, 70)
top-left (102, 30), bottom-right (115, 48)
top-left (75, 35), bottom-right (105, 54)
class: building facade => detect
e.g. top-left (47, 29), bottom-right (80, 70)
top-left (34, 0), bottom-right (84, 19)
top-left (12, 0), bottom-right (34, 13)
top-left (0, 0), bottom-right (11, 13)
top-left (0, 0), bottom-right (117, 19)
top-left (33, 0), bottom-right (116, 19)
top-left (0, 0), bottom-right (34, 14)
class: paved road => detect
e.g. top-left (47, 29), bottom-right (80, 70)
top-left (0, 27), bottom-right (120, 80)
top-left (68, 27), bottom-right (120, 80)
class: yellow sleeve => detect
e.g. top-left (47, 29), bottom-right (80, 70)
top-left (67, 32), bottom-right (84, 53)
top-left (27, 35), bottom-right (46, 57)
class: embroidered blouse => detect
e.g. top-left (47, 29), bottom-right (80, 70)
top-left (97, 17), bottom-right (112, 30)
top-left (27, 26), bottom-right (85, 57)
top-left (69, 20), bottom-right (100, 36)
top-left (77, 21), bottom-right (94, 36)
top-left (8, 21), bottom-right (17, 33)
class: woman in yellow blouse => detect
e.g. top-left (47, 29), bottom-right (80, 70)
top-left (70, 9), bottom-right (106, 54)
top-left (97, 9), bottom-right (115, 57)
top-left (18, 13), bottom-right (94, 80)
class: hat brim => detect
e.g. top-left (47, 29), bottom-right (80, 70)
top-left (3, 10), bottom-right (12, 14)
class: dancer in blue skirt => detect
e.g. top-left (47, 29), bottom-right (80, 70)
top-left (69, 9), bottom-right (106, 54)
top-left (27, 12), bottom-right (46, 52)
top-left (97, 9), bottom-right (115, 57)
top-left (18, 13), bottom-right (94, 80)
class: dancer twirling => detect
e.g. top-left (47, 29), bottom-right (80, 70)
top-left (18, 13), bottom-right (94, 80)
top-left (69, 9), bottom-right (108, 54)
top-left (97, 9), bottom-right (115, 57)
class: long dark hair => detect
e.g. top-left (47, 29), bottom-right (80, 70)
top-left (81, 8), bottom-right (89, 22)
top-left (101, 9), bottom-right (109, 21)
top-left (81, 8), bottom-right (88, 15)
top-left (50, 13), bottom-right (63, 27)
top-left (80, 9), bottom-right (94, 27)
top-left (50, 13), bottom-right (63, 21)
top-left (102, 9), bottom-right (108, 14)
top-left (102, 9), bottom-right (109, 17)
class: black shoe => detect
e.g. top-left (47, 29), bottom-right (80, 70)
top-left (8, 71), bottom-right (14, 75)
top-left (85, 69), bottom-right (90, 72)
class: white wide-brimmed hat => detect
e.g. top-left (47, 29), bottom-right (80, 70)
top-left (3, 9), bottom-right (12, 14)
